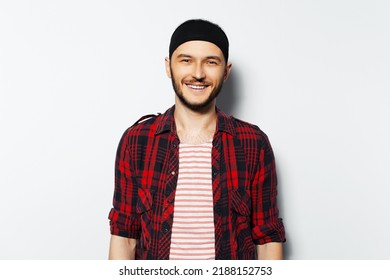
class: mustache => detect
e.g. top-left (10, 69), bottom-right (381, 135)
top-left (184, 79), bottom-right (211, 85)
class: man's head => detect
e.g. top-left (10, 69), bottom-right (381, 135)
top-left (169, 19), bottom-right (229, 63)
top-left (165, 19), bottom-right (232, 112)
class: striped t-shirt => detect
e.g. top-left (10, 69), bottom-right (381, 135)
top-left (169, 140), bottom-right (215, 260)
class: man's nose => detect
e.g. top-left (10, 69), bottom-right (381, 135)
top-left (192, 63), bottom-right (206, 80)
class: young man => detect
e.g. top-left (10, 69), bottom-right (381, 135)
top-left (108, 19), bottom-right (286, 260)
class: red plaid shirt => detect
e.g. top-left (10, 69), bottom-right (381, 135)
top-left (109, 106), bottom-right (285, 260)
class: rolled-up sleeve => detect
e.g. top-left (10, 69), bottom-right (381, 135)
top-left (108, 129), bottom-right (141, 239)
top-left (251, 136), bottom-right (286, 245)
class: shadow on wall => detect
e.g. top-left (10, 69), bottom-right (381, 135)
top-left (276, 163), bottom-right (292, 260)
top-left (217, 68), bottom-right (292, 259)
top-left (216, 68), bottom-right (240, 116)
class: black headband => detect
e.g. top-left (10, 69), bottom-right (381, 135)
top-left (169, 19), bottom-right (229, 63)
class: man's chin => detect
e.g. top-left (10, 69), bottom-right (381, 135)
top-left (186, 103), bottom-right (212, 112)
top-left (178, 98), bottom-right (215, 112)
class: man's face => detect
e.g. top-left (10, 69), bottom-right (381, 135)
top-left (165, 40), bottom-right (232, 112)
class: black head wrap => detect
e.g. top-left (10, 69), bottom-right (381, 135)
top-left (169, 19), bottom-right (229, 63)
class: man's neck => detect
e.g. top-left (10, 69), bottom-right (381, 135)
top-left (174, 102), bottom-right (217, 144)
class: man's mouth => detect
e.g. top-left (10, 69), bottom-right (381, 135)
top-left (186, 84), bottom-right (209, 90)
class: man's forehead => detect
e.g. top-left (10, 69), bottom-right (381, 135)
top-left (172, 40), bottom-right (224, 58)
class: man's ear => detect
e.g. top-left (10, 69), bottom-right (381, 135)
top-left (224, 62), bottom-right (232, 81)
top-left (165, 57), bottom-right (171, 79)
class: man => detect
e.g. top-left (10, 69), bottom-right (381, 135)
top-left (108, 19), bottom-right (285, 260)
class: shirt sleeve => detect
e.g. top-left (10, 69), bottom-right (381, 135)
top-left (251, 135), bottom-right (286, 245)
top-left (108, 129), bottom-right (141, 239)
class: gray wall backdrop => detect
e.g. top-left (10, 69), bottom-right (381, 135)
top-left (1, 0), bottom-right (389, 259)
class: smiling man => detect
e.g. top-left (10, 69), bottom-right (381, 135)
top-left (108, 19), bottom-right (286, 260)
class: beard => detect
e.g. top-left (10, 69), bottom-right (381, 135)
top-left (170, 66), bottom-right (224, 112)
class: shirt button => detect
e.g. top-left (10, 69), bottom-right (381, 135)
top-left (163, 227), bottom-right (169, 233)
top-left (171, 171), bottom-right (176, 175)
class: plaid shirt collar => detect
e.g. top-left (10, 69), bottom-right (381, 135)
top-left (154, 105), bottom-right (235, 136)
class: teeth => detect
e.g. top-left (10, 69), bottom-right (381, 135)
top-left (187, 84), bottom-right (206, 89)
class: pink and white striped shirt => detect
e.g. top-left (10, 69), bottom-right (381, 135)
top-left (169, 141), bottom-right (215, 260)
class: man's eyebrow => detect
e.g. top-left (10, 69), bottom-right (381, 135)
top-left (206, 56), bottom-right (222, 62)
top-left (176, 54), bottom-right (192, 58)
top-left (176, 54), bottom-right (222, 61)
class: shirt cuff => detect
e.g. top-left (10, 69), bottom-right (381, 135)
top-left (252, 218), bottom-right (286, 245)
top-left (108, 208), bottom-right (141, 239)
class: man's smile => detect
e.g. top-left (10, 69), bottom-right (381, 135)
top-left (185, 83), bottom-right (210, 92)
top-left (186, 84), bottom-right (207, 89)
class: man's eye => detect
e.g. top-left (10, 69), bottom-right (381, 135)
top-left (181, 59), bottom-right (190, 63)
top-left (208, 60), bottom-right (217, 65)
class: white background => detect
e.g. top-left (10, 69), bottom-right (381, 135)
top-left (0, 0), bottom-right (389, 260)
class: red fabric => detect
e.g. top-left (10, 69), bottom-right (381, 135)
top-left (109, 106), bottom-right (285, 260)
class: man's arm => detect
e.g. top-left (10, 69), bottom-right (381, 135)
top-left (256, 242), bottom-right (283, 260)
top-left (109, 235), bottom-right (137, 260)
top-left (250, 133), bottom-right (286, 258)
top-left (109, 128), bottom-right (141, 259)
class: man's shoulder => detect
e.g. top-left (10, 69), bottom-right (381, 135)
top-left (121, 112), bottom-right (163, 138)
top-left (230, 115), bottom-right (269, 141)
top-left (120, 105), bottom-right (174, 138)
top-left (229, 116), bottom-right (274, 154)
top-left (132, 113), bottom-right (162, 129)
